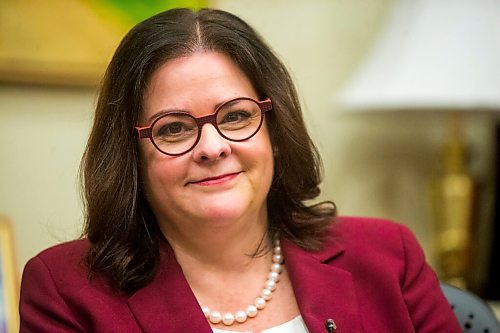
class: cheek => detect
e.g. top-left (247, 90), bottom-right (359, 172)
top-left (139, 143), bottom-right (184, 197)
top-left (249, 129), bottom-right (274, 181)
top-left (139, 142), bottom-right (158, 189)
top-left (259, 126), bottom-right (274, 165)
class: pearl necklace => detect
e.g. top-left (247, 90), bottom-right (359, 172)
top-left (201, 239), bottom-right (284, 326)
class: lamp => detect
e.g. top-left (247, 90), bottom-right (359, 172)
top-left (338, 0), bottom-right (500, 289)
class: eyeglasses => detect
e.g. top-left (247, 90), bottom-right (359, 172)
top-left (135, 97), bottom-right (272, 156)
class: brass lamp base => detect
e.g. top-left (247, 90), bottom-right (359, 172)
top-left (430, 114), bottom-right (474, 289)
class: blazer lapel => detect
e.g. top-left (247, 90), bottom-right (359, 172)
top-left (282, 237), bottom-right (363, 333)
top-left (127, 242), bottom-right (212, 333)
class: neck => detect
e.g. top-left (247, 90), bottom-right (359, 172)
top-left (159, 211), bottom-right (285, 328)
top-left (160, 210), bottom-right (270, 271)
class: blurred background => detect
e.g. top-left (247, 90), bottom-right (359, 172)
top-left (0, 0), bottom-right (499, 326)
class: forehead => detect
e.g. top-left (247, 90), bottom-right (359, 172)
top-left (142, 52), bottom-right (257, 119)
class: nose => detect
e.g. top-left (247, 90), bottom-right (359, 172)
top-left (192, 123), bottom-right (231, 162)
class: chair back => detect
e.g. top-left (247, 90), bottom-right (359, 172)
top-left (441, 282), bottom-right (499, 333)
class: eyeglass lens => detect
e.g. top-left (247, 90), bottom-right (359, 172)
top-left (151, 98), bottom-right (263, 155)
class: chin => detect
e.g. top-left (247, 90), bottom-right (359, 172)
top-left (198, 204), bottom-right (247, 221)
top-left (193, 199), bottom-right (260, 223)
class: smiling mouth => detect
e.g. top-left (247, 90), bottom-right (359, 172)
top-left (190, 172), bottom-right (241, 186)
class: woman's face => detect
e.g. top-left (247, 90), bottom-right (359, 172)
top-left (138, 52), bottom-right (274, 236)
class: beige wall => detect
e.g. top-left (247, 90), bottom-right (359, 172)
top-left (0, 86), bottom-right (95, 270)
top-left (0, 1), bottom-right (495, 277)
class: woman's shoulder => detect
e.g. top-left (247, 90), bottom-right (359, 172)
top-left (33, 238), bottom-right (90, 265)
top-left (23, 239), bottom-right (91, 285)
top-left (325, 216), bottom-right (424, 265)
top-left (21, 238), bottom-right (119, 305)
top-left (330, 216), bottom-right (412, 242)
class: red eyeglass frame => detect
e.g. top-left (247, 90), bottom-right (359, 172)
top-left (135, 97), bottom-right (273, 156)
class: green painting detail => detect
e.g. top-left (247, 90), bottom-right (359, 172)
top-left (90, 0), bottom-right (208, 27)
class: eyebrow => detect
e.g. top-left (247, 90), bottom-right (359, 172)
top-left (145, 98), bottom-right (246, 124)
top-left (146, 108), bottom-right (186, 124)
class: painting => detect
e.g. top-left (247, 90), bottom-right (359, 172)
top-left (0, 218), bottom-right (18, 333)
top-left (0, 0), bottom-right (208, 87)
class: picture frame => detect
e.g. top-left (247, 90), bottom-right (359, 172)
top-left (0, 218), bottom-right (18, 333)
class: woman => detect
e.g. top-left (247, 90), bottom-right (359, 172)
top-left (20, 8), bottom-right (461, 333)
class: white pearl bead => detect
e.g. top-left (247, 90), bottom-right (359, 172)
top-left (202, 306), bottom-right (210, 318)
top-left (261, 288), bottom-right (272, 300)
top-left (268, 271), bottom-right (280, 282)
top-left (209, 311), bottom-right (222, 324)
top-left (274, 246), bottom-right (282, 254)
top-left (265, 279), bottom-right (277, 291)
top-left (273, 239), bottom-right (280, 246)
top-left (272, 254), bottom-right (283, 264)
top-left (222, 313), bottom-right (235, 326)
top-left (246, 305), bottom-right (258, 318)
top-left (271, 263), bottom-right (282, 273)
top-left (235, 310), bottom-right (247, 323)
top-left (255, 297), bottom-right (266, 309)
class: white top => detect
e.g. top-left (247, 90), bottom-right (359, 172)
top-left (212, 315), bottom-right (309, 333)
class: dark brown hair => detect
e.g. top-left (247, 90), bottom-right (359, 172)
top-left (80, 8), bottom-right (336, 294)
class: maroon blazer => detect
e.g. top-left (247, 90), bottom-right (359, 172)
top-left (20, 217), bottom-right (461, 332)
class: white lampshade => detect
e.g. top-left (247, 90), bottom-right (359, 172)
top-left (339, 0), bottom-right (500, 112)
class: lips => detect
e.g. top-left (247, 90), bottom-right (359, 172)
top-left (189, 172), bottom-right (241, 186)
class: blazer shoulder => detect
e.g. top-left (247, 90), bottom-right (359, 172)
top-left (330, 216), bottom-right (413, 243)
top-left (35, 239), bottom-right (89, 264)
top-left (331, 216), bottom-right (410, 237)
top-left (323, 216), bottom-right (422, 269)
top-left (24, 239), bottom-right (91, 288)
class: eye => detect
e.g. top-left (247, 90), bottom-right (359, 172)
top-left (158, 122), bottom-right (186, 136)
top-left (221, 111), bottom-right (252, 123)
top-left (153, 115), bottom-right (197, 143)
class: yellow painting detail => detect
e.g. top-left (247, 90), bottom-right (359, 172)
top-left (0, 0), bottom-right (208, 87)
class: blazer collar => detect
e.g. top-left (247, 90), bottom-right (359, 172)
top-left (282, 234), bottom-right (363, 333)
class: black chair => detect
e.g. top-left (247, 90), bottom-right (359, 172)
top-left (441, 282), bottom-right (500, 333)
